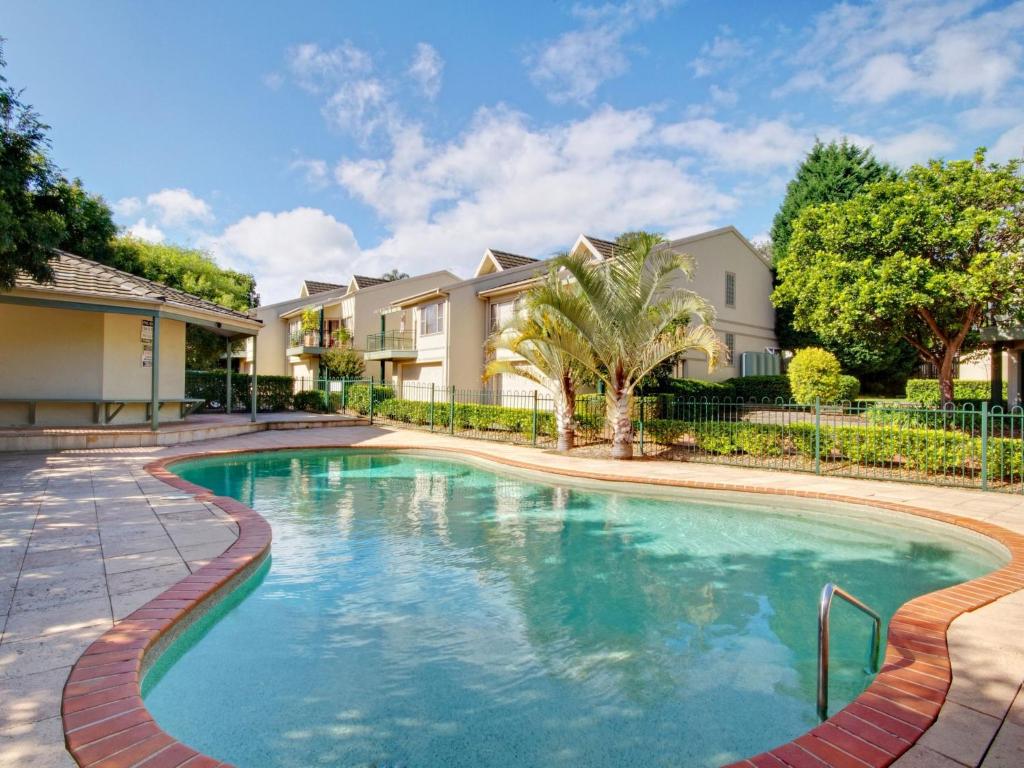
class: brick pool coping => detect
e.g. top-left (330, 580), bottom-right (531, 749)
top-left (58, 444), bottom-right (1024, 768)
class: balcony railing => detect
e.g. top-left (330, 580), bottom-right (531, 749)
top-left (366, 331), bottom-right (415, 352)
top-left (288, 330), bottom-right (349, 350)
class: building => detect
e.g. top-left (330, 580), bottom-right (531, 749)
top-left (372, 226), bottom-right (778, 399)
top-left (0, 251), bottom-right (262, 428)
top-left (239, 270), bottom-right (460, 383)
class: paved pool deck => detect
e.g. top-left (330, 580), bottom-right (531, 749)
top-left (1, 425), bottom-right (1022, 767)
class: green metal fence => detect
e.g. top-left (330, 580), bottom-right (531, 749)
top-left (286, 375), bottom-right (1024, 494)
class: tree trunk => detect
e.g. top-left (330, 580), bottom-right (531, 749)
top-left (555, 400), bottom-right (575, 452)
top-left (609, 391), bottom-right (633, 459)
top-left (938, 349), bottom-right (957, 407)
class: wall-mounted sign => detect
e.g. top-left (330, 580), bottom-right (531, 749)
top-left (141, 345), bottom-right (153, 368)
top-left (141, 319), bottom-right (154, 342)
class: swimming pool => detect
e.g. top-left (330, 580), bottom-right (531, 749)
top-left (146, 449), bottom-right (1004, 767)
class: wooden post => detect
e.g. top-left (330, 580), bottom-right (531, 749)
top-left (992, 343), bottom-right (1005, 404)
top-left (225, 337), bottom-right (233, 414)
top-left (150, 314), bottom-right (160, 431)
top-left (251, 333), bottom-right (258, 423)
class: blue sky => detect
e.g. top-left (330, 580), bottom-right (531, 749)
top-left (5, 0), bottom-right (1024, 302)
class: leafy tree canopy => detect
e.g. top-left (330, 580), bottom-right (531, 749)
top-left (0, 43), bottom-right (64, 288)
top-left (774, 149), bottom-right (1024, 405)
top-left (380, 269), bottom-right (409, 281)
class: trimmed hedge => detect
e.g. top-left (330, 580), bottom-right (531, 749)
top-left (293, 390), bottom-right (328, 412)
top-left (905, 379), bottom-right (1008, 406)
top-left (344, 384), bottom-right (605, 439)
top-left (185, 370), bottom-right (294, 412)
top-left (643, 418), bottom-right (1023, 481)
top-left (727, 375), bottom-right (791, 402)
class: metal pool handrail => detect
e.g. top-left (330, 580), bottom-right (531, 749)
top-left (817, 582), bottom-right (882, 721)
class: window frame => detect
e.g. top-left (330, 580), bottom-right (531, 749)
top-left (724, 332), bottom-right (736, 366)
top-left (419, 300), bottom-right (445, 336)
top-left (725, 271), bottom-right (736, 308)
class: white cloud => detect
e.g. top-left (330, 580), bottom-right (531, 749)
top-left (112, 196), bottom-right (142, 218)
top-left (145, 188), bottom-right (214, 227)
top-left (869, 126), bottom-right (956, 166)
top-left (408, 43), bottom-right (443, 99)
top-left (209, 208), bottom-right (367, 304)
top-left (286, 41), bottom-right (372, 94)
top-left (528, 1), bottom-right (677, 104)
top-left (659, 118), bottom-right (809, 171)
top-left (708, 84), bottom-right (738, 108)
top-left (690, 27), bottom-right (751, 77)
top-left (335, 105), bottom-right (734, 278)
top-left (791, 0), bottom-right (1024, 105)
top-left (290, 157), bottom-right (330, 188)
top-left (991, 123), bottom-right (1024, 161)
top-left (126, 218), bottom-right (164, 243)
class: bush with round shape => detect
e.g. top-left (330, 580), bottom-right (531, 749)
top-left (788, 348), bottom-right (845, 404)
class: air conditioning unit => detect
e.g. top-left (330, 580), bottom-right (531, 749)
top-left (740, 350), bottom-right (781, 376)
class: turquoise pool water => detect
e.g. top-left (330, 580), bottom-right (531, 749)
top-left (146, 450), bottom-right (1003, 767)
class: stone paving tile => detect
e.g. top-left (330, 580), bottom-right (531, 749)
top-left (11, 573), bottom-right (108, 612)
top-left (0, 714), bottom-right (77, 768)
top-left (0, 624), bottom-right (108, 679)
top-left (982, 721), bottom-right (1024, 766)
top-left (106, 562), bottom-right (189, 596)
top-left (896, 744), bottom-right (972, 767)
top-left (1, 595), bottom-right (112, 644)
top-left (918, 700), bottom-right (1003, 765)
top-left (0, 666), bottom-right (71, 730)
top-left (103, 547), bottom-right (183, 575)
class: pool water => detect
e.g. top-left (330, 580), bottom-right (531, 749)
top-left (146, 450), bottom-right (1002, 767)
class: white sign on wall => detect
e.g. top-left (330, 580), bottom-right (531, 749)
top-left (141, 319), bottom-right (154, 342)
top-left (141, 345), bottom-right (153, 368)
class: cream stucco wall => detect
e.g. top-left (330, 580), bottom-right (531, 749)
top-left (0, 304), bottom-right (189, 426)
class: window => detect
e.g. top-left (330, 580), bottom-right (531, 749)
top-left (420, 301), bottom-right (445, 335)
top-left (725, 272), bottom-right (736, 308)
top-left (489, 299), bottom-right (520, 332)
top-left (724, 333), bottom-right (736, 366)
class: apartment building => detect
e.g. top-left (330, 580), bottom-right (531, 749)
top-left (239, 270), bottom-right (460, 381)
top-left (370, 226), bottom-right (778, 399)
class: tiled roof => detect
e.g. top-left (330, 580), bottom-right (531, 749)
top-left (352, 275), bottom-right (389, 289)
top-left (488, 250), bottom-right (538, 270)
top-left (14, 250), bottom-right (257, 323)
top-left (303, 279), bottom-right (343, 295)
top-left (582, 235), bottom-right (620, 260)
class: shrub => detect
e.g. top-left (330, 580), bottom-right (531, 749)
top-left (726, 375), bottom-right (792, 402)
top-left (905, 379), bottom-right (1008, 406)
top-left (293, 390), bottom-right (327, 412)
top-left (837, 375), bottom-right (861, 402)
top-left (666, 378), bottom-right (736, 400)
top-left (185, 370), bottom-right (294, 412)
top-left (788, 348), bottom-right (844, 404)
top-left (321, 347), bottom-right (365, 379)
top-left (344, 384), bottom-right (395, 414)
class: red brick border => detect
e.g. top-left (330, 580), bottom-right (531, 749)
top-left (59, 444), bottom-right (1024, 768)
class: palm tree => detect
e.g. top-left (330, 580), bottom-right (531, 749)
top-left (484, 269), bottom-right (593, 452)
top-left (535, 232), bottom-right (720, 459)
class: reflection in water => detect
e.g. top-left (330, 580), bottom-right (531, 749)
top-left (147, 451), bottom-right (1000, 768)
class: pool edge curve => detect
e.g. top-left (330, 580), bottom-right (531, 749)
top-left (59, 444), bottom-right (1024, 768)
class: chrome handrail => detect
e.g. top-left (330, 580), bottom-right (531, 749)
top-left (817, 582), bottom-right (882, 721)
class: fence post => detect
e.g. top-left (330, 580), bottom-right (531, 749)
top-left (981, 400), bottom-right (989, 491)
top-left (814, 397), bottom-right (821, 476)
top-left (341, 378), bottom-right (347, 411)
top-left (639, 396), bottom-right (645, 456)
top-left (449, 386), bottom-right (456, 435)
top-left (368, 376), bottom-right (374, 425)
top-left (429, 383), bottom-right (435, 432)
top-left (532, 390), bottom-right (539, 446)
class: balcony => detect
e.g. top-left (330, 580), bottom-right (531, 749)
top-left (286, 329), bottom-right (348, 357)
top-left (364, 331), bottom-right (417, 361)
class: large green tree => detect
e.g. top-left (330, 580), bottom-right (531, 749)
top-left (0, 45), bottom-right (64, 288)
top-left (770, 140), bottom-right (915, 391)
top-left (774, 149), bottom-right (1024, 406)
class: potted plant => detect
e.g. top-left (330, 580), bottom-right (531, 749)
top-left (301, 308), bottom-right (320, 346)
